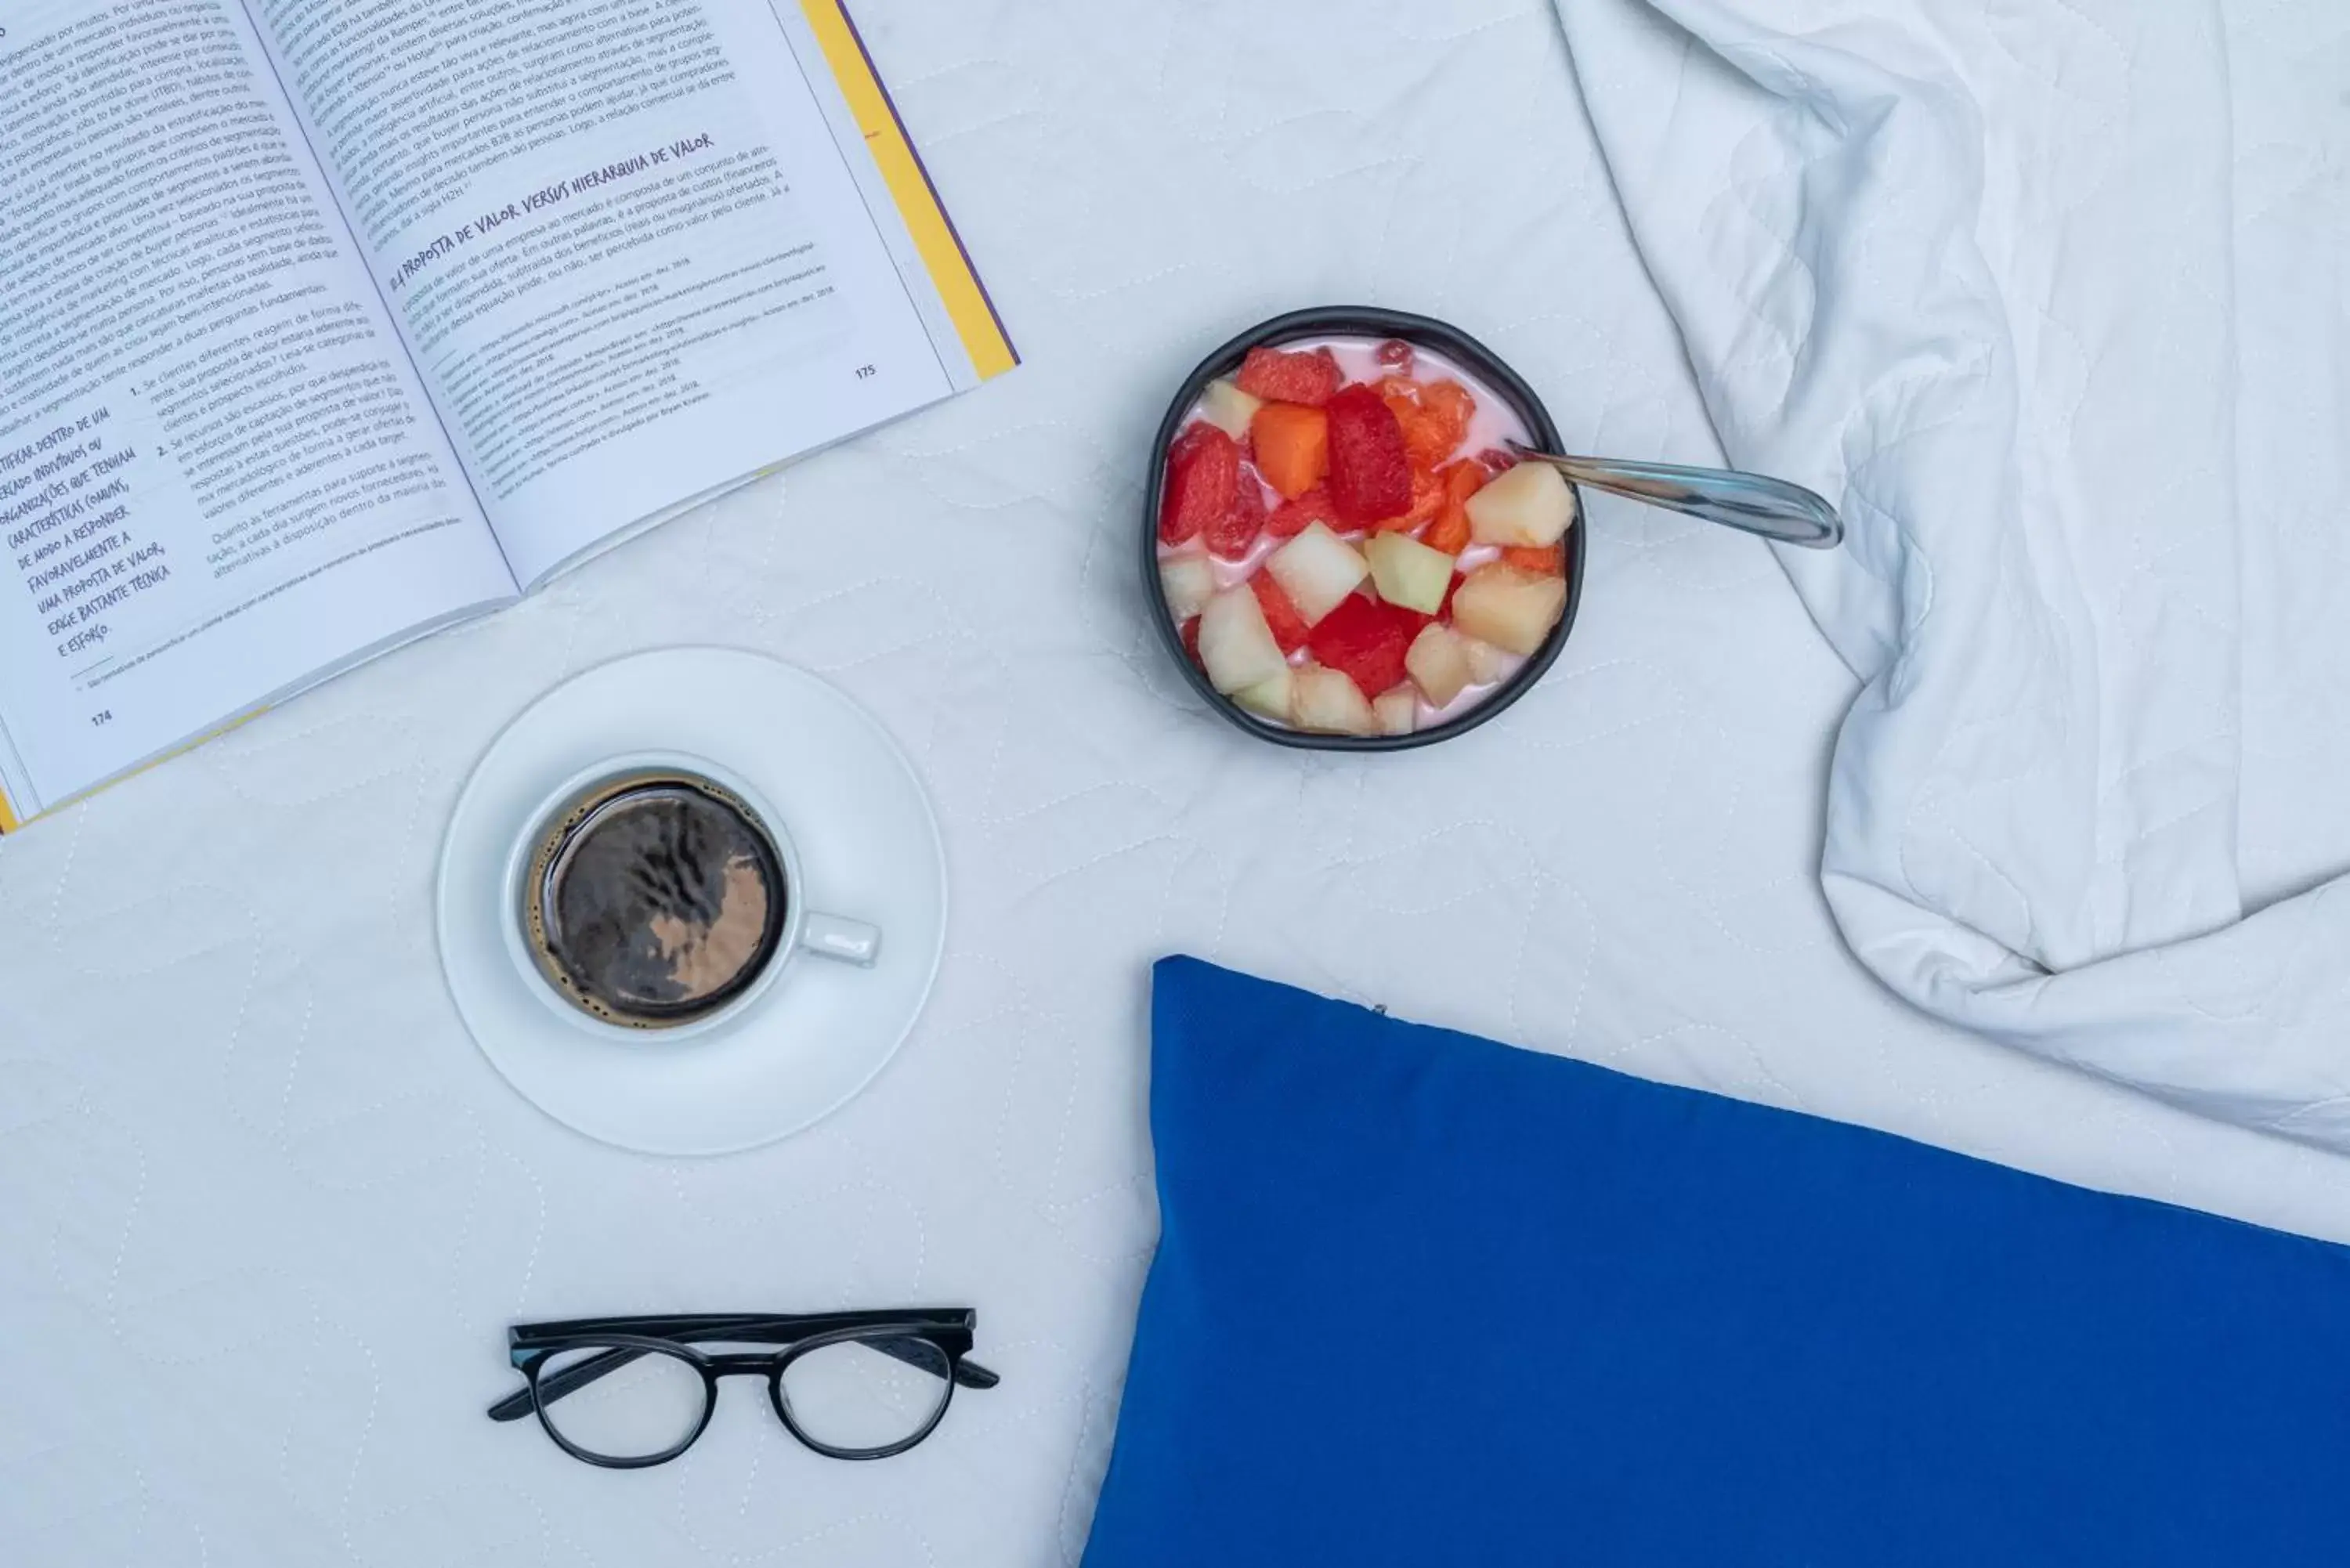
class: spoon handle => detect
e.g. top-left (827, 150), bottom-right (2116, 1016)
top-left (1510, 447), bottom-right (1844, 549)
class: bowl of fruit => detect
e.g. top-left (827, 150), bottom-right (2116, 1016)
top-left (1145, 306), bottom-right (1581, 748)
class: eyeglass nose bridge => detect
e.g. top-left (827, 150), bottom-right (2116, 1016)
top-left (707, 1353), bottom-right (784, 1376)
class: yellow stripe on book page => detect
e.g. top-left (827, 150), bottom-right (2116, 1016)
top-left (5, 706), bottom-right (269, 833)
top-left (797, 0), bottom-right (1017, 381)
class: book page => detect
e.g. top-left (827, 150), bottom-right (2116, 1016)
top-left (251, 0), bottom-right (978, 587)
top-left (0, 0), bottom-right (514, 818)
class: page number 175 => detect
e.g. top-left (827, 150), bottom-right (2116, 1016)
top-left (855, 364), bottom-right (877, 381)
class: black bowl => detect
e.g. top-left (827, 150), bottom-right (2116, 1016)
top-left (1143, 306), bottom-right (1582, 751)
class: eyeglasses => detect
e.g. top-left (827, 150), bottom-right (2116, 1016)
top-left (486, 1310), bottom-right (999, 1469)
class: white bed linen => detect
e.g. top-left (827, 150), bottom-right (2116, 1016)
top-left (2, 2), bottom-right (2346, 1563)
top-left (1555, 0), bottom-right (2350, 1149)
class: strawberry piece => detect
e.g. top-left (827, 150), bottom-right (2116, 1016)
top-left (1235, 345), bottom-right (1342, 407)
top-left (1251, 572), bottom-right (1312, 654)
top-left (1204, 468), bottom-right (1269, 557)
top-left (1373, 464), bottom-right (1446, 533)
top-left (1308, 593), bottom-right (1426, 698)
top-left (1267, 486), bottom-right (1338, 539)
top-left (1379, 396), bottom-right (1439, 468)
top-left (1180, 616), bottom-right (1203, 669)
top-left (1376, 338), bottom-right (1415, 374)
top-left (1324, 385), bottom-right (1412, 527)
top-left (1500, 543), bottom-right (1565, 576)
top-left (1438, 574), bottom-right (1463, 620)
top-left (1424, 461), bottom-right (1484, 554)
top-left (1249, 402), bottom-right (1329, 499)
top-left (1159, 423), bottom-right (1239, 546)
top-left (1475, 446), bottom-right (1518, 475)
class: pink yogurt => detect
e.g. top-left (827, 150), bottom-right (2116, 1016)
top-left (1159, 335), bottom-right (1538, 730)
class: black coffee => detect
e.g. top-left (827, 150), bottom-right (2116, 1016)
top-left (522, 771), bottom-right (787, 1028)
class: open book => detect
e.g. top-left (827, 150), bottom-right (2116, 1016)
top-left (0, 0), bottom-right (1014, 832)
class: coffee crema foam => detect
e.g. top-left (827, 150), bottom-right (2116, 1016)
top-left (522, 772), bottom-right (787, 1028)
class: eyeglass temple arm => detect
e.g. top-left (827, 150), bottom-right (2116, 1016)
top-left (486, 1331), bottom-right (998, 1422)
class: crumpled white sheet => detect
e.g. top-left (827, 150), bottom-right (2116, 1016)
top-left (4, 4), bottom-right (2349, 1564)
top-left (1554, 0), bottom-right (2350, 1147)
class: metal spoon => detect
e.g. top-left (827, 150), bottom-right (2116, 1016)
top-left (1506, 443), bottom-right (1844, 549)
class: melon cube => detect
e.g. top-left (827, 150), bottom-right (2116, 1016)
top-left (1363, 530), bottom-right (1455, 615)
top-left (1197, 583), bottom-right (1288, 694)
top-left (1197, 378), bottom-right (1262, 440)
top-left (1158, 551), bottom-right (1214, 623)
top-left (1266, 522), bottom-right (1370, 626)
top-left (1461, 634), bottom-right (1512, 685)
top-left (1292, 663), bottom-right (1377, 735)
top-left (1452, 563), bottom-right (1567, 656)
top-left (1373, 688), bottom-right (1417, 735)
top-left (1405, 623), bottom-right (1473, 707)
top-left (1233, 666), bottom-right (1293, 721)
top-left (1465, 461), bottom-right (1577, 547)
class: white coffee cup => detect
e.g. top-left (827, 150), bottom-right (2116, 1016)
top-left (501, 750), bottom-right (880, 1042)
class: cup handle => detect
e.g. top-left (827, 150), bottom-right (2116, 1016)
top-left (800, 912), bottom-right (881, 968)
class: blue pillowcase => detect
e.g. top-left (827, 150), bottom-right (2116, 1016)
top-left (1082, 957), bottom-right (2350, 1566)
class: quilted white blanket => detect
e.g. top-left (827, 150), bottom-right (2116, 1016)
top-left (1555, 0), bottom-right (2350, 1145)
top-left (1, 2), bottom-right (2345, 1564)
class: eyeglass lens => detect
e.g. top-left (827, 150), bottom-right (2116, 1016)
top-left (533, 1344), bottom-right (708, 1462)
top-left (778, 1335), bottom-right (953, 1454)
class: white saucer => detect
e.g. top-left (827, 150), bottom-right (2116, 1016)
top-left (436, 649), bottom-right (947, 1155)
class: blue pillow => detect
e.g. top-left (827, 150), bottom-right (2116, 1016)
top-left (1082, 958), bottom-right (2350, 1566)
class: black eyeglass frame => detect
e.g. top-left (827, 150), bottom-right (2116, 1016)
top-left (487, 1310), bottom-right (999, 1469)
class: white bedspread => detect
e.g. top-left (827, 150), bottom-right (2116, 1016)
top-left (3, 2), bottom-right (2347, 1563)
top-left (1554, 0), bottom-right (2350, 1145)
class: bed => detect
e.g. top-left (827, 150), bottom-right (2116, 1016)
top-left (3, 1), bottom-right (2345, 1561)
